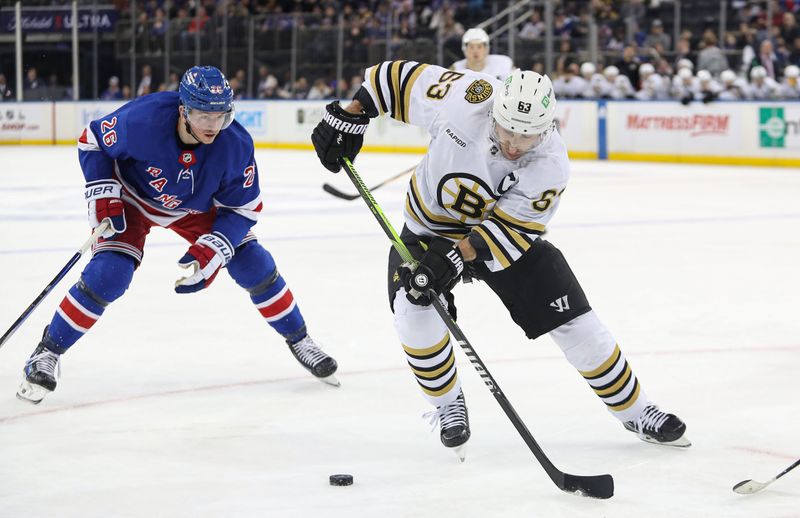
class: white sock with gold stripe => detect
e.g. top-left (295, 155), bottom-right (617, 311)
top-left (393, 290), bottom-right (461, 407)
top-left (549, 310), bottom-right (649, 423)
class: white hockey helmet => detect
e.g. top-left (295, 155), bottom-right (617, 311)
top-left (493, 70), bottom-right (556, 135)
top-left (677, 67), bottom-right (693, 80)
top-left (720, 69), bottom-right (737, 84)
top-left (750, 66), bottom-right (767, 79)
top-left (696, 69), bottom-right (712, 82)
top-left (785, 65), bottom-right (800, 78)
top-left (677, 58), bottom-right (694, 71)
top-left (462, 28), bottom-right (490, 53)
top-left (603, 65), bottom-right (619, 78)
top-left (580, 62), bottom-right (596, 77)
top-left (639, 62), bottom-right (655, 77)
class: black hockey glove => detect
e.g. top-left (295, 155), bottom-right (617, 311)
top-left (398, 238), bottom-right (465, 306)
top-left (311, 101), bottom-right (370, 173)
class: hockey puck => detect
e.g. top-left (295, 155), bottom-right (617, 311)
top-left (329, 474), bottom-right (354, 486)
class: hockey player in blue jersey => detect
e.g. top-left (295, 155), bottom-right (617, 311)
top-left (17, 65), bottom-right (339, 404)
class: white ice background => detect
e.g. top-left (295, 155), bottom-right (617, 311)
top-left (0, 147), bottom-right (798, 517)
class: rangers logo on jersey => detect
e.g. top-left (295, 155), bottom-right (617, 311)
top-left (464, 79), bottom-right (493, 104)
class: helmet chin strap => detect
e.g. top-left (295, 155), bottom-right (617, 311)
top-left (181, 106), bottom-right (203, 144)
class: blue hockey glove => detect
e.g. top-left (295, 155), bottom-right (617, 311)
top-left (175, 232), bottom-right (234, 294)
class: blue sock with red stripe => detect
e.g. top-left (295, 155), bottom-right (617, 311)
top-left (227, 242), bottom-right (307, 344)
top-left (46, 252), bottom-right (135, 354)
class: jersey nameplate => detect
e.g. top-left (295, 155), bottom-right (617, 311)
top-left (464, 79), bottom-right (493, 104)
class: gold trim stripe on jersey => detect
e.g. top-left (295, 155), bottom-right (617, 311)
top-left (492, 206), bottom-right (547, 234)
top-left (400, 63), bottom-right (428, 123)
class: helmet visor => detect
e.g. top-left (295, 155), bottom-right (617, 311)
top-left (185, 106), bottom-right (235, 132)
top-left (492, 122), bottom-right (543, 154)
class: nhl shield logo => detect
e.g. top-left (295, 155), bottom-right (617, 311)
top-left (179, 151), bottom-right (197, 168)
top-left (464, 79), bottom-right (493, 104)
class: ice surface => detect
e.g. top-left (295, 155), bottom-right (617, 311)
top-left (0, 147), bottom-right (798, 517)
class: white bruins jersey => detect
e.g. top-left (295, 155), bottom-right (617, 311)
top-left (362, 60), bottom-right (569, 272)
top-left (451, 55), bottom-right (514, 81)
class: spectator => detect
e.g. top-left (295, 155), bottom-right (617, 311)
top-left (644, 19), bottom-right (671, 52)
top-left (137, 64), bottom-right (153, 97)
top-left (345, 74), bottom-right (363, 98)
top-left (150, 8), bottom-right (169, 54)
top-left (615, 45), bottom-right (641, 87)
top-left (122, 85), bottom-right (133, 99)
top-left (257, 65), bottom-right (279, 99)
top-left (164, 72), bottom-right (179, 92)
top-left (233, 69), bottom-right (247, 98)
top-left (696, 31), bottom-right (729, 77)
top-left (307, 78), bottom-right (333, 99)
top-left (0, 73), bottom-right (13, 101)
top-left (23, 67), bottom-right (47, 100)
top-left (790, 36), bottom-right (800, 66)
top-left (101, 76), bottom-right (123, 100)
top-left (519, 11), bottom-right (545, 41)
top-left (749, 39), bottom-right (781, 79)
top-left (783, 12), bottom-right (800, 46)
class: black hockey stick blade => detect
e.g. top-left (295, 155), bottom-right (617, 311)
top-left (495, 392), bottom-right (614, 499)
top-left (561, 473), bottom-right (615, 499)
top-left (322, 182), bottom-right (362, 200)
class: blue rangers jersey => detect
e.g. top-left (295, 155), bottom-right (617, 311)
top-left (77, 91), bottom-right (261, 248)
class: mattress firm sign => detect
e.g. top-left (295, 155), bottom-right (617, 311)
top-left (607, 102), bottom-right (741, 156)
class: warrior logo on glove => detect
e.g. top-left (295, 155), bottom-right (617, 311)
top-left (311, 101), bottom-right (370, 173)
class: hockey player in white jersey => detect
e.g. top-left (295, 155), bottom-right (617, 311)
top-left (717, 69), bottom-right (749, 100)
top-left (749, 65), bottom-right (780, 99)
top-left (311, 62), bottom-right (691, 457)
top-left (671, 67), bottom-right (697, 103)
top-left (635, 63), bottom-right (669, 100)
top-left (580, 62), bottom-right (611, 98)
top-left (451, 28), bottom-right (513, 81)
top-left (778, 65), bottom-right (800, 99)
top-left (692, 69), bottom-right (722, 103)
top-left (603, 65), bottom-right (635, 99)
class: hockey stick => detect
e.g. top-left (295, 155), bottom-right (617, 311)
top-left (732, 458), bottom-right (800, 494)
top-left (322, 164), bottom-right (415, 201)
top-left (0, 221), bottom-right (109, 350)
top-left (338, 157), bottom-right (614, 499)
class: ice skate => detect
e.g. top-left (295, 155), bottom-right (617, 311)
top-left (288, 335), bottom-right (339, 387)
top-left (17, 327), bottom-right (61, 404)
top-left (426, 389), bottom-right (471, 461)
top-left (624, 404), bottom-right (691, 448)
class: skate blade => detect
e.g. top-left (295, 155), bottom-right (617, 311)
top-left (640, 433), bottom-right (692, 448)
top-left (318, 374), bottom-right (340, 387)
top-left (16, 380), bottom-right (50, 405)
top-left (450, 443), bottom-right (467, 463)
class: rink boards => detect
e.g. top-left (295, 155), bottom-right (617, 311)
top-left (1, 99), bottom-right (799, 167)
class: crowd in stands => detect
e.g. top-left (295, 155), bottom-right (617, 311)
top-left (2, 0), bottom-right (800, 102)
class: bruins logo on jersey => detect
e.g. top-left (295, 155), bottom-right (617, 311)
top-left (464, 79), bottom-right (493, 104)
top-left (437, 173), bottom-right (498, 222)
